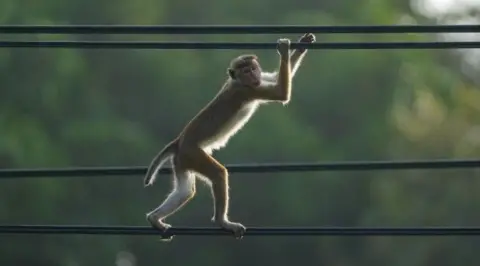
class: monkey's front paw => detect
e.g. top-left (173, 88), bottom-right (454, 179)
top-left (276, 38), bottom-right (291, 56)
top-left (297, 33), bottom-right (316, 53)
top-left (220, 220), bottom-right (247, 239)
top-left (277, 38), bottom-right (291, 47)
top-left (299, 33), bottom-right (316, 43)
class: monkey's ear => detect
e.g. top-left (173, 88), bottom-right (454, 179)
top-left (228, 68), bottom-right (236, 79)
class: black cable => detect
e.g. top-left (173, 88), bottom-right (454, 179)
top-left (1, 225), bottom-right (479, 236)
top-left (1, 159), bottom-right (479, 178)
top-left (0, 41), bottom-right (479, 50)
top-left (1, 24), bottom-right (479, 34)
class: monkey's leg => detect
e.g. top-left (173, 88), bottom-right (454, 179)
top-left (146, 164), bottom-right (196, 237)
top-left (188, 148), bottom-right (246, 239)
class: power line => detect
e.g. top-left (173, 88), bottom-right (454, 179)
top-left (1, 24), bottom-right (480, 34)
top-left (1, 159), bottom-right (479, 178)
top-left (0, 41), bottom-right (479, 50)
top-left (1, 225), bottom-right (479, 236)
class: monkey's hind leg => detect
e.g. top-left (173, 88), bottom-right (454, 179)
top-left (188, 148), bottom-right (246, 239)
top-left (146, 165), bottom-right (196, 240)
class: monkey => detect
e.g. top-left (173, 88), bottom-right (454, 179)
top-left (144, 33), bottom-right (316, 240)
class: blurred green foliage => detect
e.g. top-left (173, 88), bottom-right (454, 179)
top-left (1, 0), bottom-right (480, 265)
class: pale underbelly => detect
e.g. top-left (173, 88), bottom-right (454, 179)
top-left (201, 102), bottom-right (258, 153)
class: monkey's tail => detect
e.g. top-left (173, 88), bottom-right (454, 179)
top-left (144, 140), bottom-right (177, 187)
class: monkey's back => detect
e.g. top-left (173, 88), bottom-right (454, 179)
top-left (178, 83), bottom-right (258, 152)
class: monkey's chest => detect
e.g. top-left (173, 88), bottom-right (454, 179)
top-left (222, 102), bottom-right (258, 131)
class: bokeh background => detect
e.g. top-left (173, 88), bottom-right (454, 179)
top-left (2, 0), bottom-right (480, 265)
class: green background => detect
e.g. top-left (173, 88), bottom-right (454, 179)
top-left (1, 0), bottom-right (480, 265)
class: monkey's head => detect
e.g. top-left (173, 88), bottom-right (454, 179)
top-left (227, 54), bottom-right (262, 87)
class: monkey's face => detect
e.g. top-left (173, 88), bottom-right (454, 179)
top-left (237, 60), bottom-right (262, 88)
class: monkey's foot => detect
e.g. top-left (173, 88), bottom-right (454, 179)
top-left (146, 214), bottom-right (174, 241)
top-left (219, 220), bottom-right (246, 239)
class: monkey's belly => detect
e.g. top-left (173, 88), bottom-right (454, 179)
top-left (201, 102), bottom-right (259, 152)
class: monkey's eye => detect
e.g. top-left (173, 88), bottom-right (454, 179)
top-left (242, 68), bottom-right (251, 73)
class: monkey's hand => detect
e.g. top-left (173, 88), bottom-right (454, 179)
top-left (277, 38), bottom-right (291, 58)
top-left (298, 33), bottom-right (316, 53)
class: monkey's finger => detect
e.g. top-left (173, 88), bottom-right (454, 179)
top-left (234, 227), bottom-right (246, 239)
top-left (158, 235), bottom-right (175, 242)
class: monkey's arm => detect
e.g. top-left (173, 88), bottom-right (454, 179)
top-left (290, 33), bottom-right (315, 76)
top-left (260, 51), bottom-right (304, 82)
top-left (261, 39), bottom-right (309, 83)
top-left (252, 52), bottom-right (292, 104)
top-left (289, 49), bottom-right (307, 77)
top-left (261, 71), bottom-right (278, 82)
